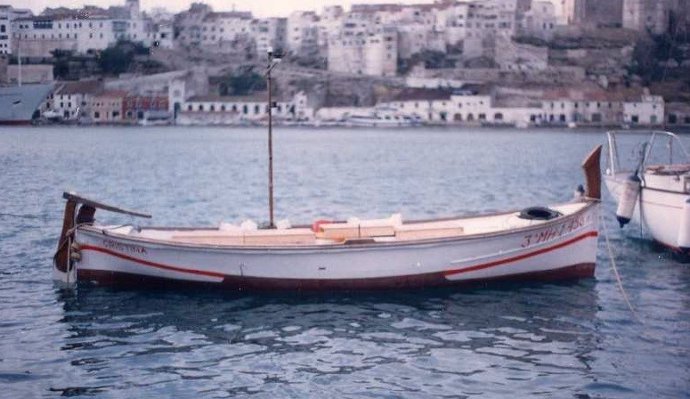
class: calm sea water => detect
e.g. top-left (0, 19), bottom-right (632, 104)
top-left (0, 126), bottom-right (688, 398)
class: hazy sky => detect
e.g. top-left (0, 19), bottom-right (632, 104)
top-left (20, 0), bottom-right (435, 17)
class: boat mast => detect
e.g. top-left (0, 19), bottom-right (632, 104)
top-left (266, 48), bottom-right (280, 228)
top-left (17, 45), bottom-right (22, 87)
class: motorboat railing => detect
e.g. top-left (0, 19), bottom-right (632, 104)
top-left (606, 130), bottom-right (690, 176)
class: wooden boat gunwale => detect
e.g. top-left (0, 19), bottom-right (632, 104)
top-left (78, 200), bottom-right (598, 253)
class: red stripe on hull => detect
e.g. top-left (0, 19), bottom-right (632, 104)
top-left (80, 245), bottom-right (225, 278)
top-left (444, 231), bottom-right (598, 277)
top-left (77, 263), bottom-right (595, 291)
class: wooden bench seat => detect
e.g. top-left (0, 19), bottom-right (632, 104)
top-left (395, 221), bottom-right (464, 241)
top-left (170, 228), bottom-right (315, 246)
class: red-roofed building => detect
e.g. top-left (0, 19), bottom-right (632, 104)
top-left (123, 94), bottom-right (168, 122)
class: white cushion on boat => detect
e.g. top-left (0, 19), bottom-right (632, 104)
top-left (241, 220), bottom-right (258, 231)
top-left (276, 219), bottom-right (292, 230)
top-left (219, 222), bottom-right (241, 231)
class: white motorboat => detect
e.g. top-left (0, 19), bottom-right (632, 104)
top-left (345, 107), bottom-right (422, 128)
top-left (604, 130), bottom-right (690, 255)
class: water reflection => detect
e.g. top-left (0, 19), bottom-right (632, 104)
top-left (54, 282), bottom-right (601, 397)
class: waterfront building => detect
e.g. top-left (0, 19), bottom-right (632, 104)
top-left (123, 94), bottom-right (169, 121)
top-left (666, 102), bottom-right (690, 126)
top-left (540, 87), bottom-right (663, 126)
top-left (623, 95), bottom-right (664, 126)
top-left (177, 91), bottom-right (313, 125)
top-left (46, 79), bottom-right (102, 120)
top-left (89, 90), bottom-right (127, 123)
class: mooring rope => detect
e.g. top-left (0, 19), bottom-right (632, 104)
top-left (600, 212), bottom-right (641, 323)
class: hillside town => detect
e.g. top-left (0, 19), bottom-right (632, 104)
top-left (1, 0), bottom-right (689, 128)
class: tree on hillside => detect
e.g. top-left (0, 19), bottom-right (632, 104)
top-left (97, 40), bottom-right (150, 75)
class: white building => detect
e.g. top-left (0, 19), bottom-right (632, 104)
top-left (443, 2), bottom-right (471, 46)
top-left (328, 26), bottom-right (397, 77)
top-left (199, 11), bottom-right (253, 47)
top-left (46, 80), bottom-right (103, 120)
top-left (464, 0), bottom-right (520, 58)
top-left (623, 0), bottom-right (672, 34)
top-left (623, 95), bottom-right (664, 126)
top-left (518, 1), bottom-right (557, 40)
top-left (0, 5), bottom-right (15, 55)
top-left (398, 24), bottom-right (445, 59)
top-left (316, 6), bottom-right (344, 57)
top-left (286, 11), bottom-right (319, 58)
top-left (151, 20), bottom-right (173, 49)
top-left (178, 91), bottom-right (313, 125)
top-left (252, 17), bottom-right (287, 56)
top-left (377, 87), bottom-right (541, 126)
top-left (10, 0), bottom-right (157, 57)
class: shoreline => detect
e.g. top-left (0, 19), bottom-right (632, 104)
top-left (9, 120), bottom-right (686, 131)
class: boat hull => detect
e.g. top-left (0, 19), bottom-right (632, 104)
top-left (605, 174), bottom-right (690, 253)
top-left (63, 202), bottom-right (599, 291)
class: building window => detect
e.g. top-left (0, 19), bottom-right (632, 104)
top-left (631, 115), bottom-right (639, 124)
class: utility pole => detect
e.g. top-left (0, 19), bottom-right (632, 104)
top-left (266, 47), bottom-right (281, 228)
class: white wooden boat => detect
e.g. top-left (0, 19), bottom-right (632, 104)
top-left (53, 146), bottom-right (603, 291)
top-left (52, 51), bottom-right (602, 291)
top-left (604, 130), bottom-right (690, 255)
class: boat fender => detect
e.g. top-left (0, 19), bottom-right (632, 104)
top-left (677, 199), bottom-right (690, 250)
top-left (518, 207), bottom-right (562, 221)
top-left (615, 174), bottom-right (641, 228)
